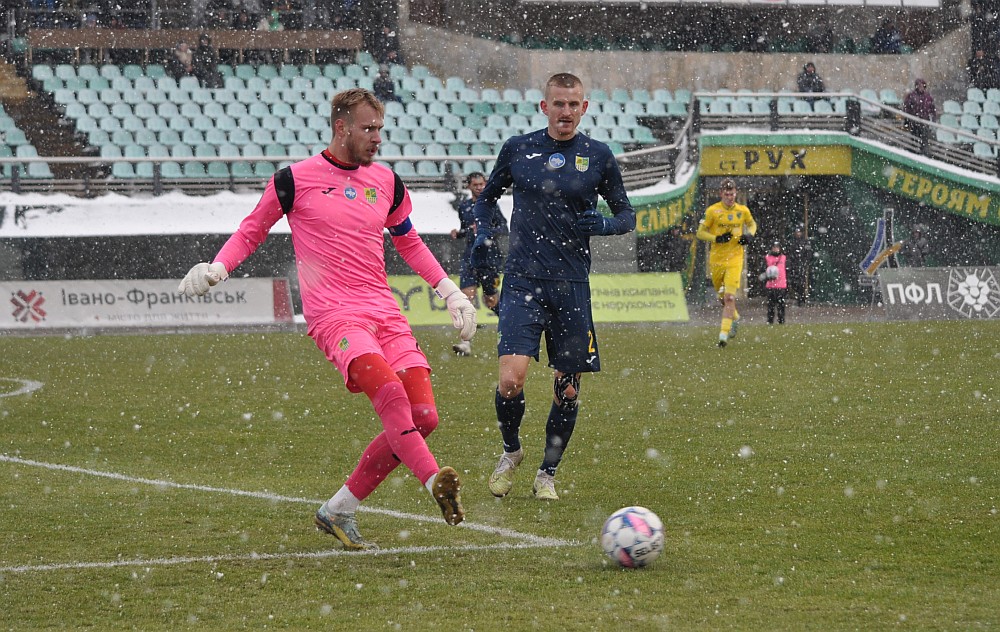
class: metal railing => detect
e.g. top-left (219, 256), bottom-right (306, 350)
top-left (693, 91), bottom-right (1000, 178)
top-left (4, 92), bottom-right (998, 197)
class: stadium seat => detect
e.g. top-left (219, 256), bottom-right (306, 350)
top-left (158, 129), bottom-right (180, 145)
top-left (183, 161), bottom-right (207, 178)
top-left (942, 100), bottom-right (963, 115)
top-left (234, 64), bottom-right (256, 80)
top-left (275, 128), bottom-right (298, 145)
top-left (112, 162), bottom-right (136, 179)
top-left (133, 162), bottom-right (154, 178)
top-left (879, 89), bottom-right (901, 106)
top-left (793, 100), bottom-right (813, 114)
top-left (194, 143), bottom-right (217, 158)
top-left (123, 144), bottom-right (146, 158)
top-left (100, 144), bottom-right (123, 158)
top-left (973, 142), bottom-right (996, 157)
top-left (206, 161), bottom-right (230, 178)
top-left (633, 127), bottom-right (656, 144)
top-left (31, 65), bottom-right (54, 82)
top-left (27, 161), bottom-right (54, 179)
top-left (230, 161), bottom-right (255, 178)
top-left (170, 143), bottom-right (193, 158)
top-left (159, 162), bottom-right (182, 178)
top-left (447, 142), bottom-right (470, 156)
top-left (960, 113), bottom-right (979, 130)
top-left (415, 160), bottom-right (440, 176)
top-left (939, 113), bottom-right (959, 128)
top-left (968, 87), bottom-right (987, 103)
top-left (935, 128), bottom-right (959, 144)
top-left (434, 128), bottom-right (457, 144)
top-left (252, 161), bottom-right (275, 177)
top-left (813, 99), bottom-right (835, 114)
top-left (297, 129), bottom-right (320, 145)
top-left (134, 129), bottom-right (158, 146)
top-left (155, 76), bottom-right (177, 92)
top-left (964, 101), bottom-right (983, 115)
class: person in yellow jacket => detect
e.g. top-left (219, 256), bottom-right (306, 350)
top-left (696, 179), bottom-right (758, 347)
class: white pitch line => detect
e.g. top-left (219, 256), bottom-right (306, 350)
top-left (0, 454), bottom-right (577, 574)
top-left (0, 378), bottom-right (43, 398)
top-left (0, 541), bottom-right (579, 575)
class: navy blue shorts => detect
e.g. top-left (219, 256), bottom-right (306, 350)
top-left (497, 275), bottom-right (600, 373)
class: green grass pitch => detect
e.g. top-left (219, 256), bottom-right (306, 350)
top-left (2, 320), bottom-right (998, 630)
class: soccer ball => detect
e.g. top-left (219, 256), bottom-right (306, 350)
top-left (600, 506), bottom-right (665, 568)
top-left (765, 265), bottom-right (780, 280)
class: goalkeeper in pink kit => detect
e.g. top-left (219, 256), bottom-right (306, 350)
top-left (178, 88), bottom-right (476, 549)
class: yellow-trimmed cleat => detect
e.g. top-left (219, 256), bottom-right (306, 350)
top-left (532, 470), bottom-right (559, 501)
top-left (314, 506), bottom-right (378, 550)
top-left (487, 448), bottom-right (524, 498)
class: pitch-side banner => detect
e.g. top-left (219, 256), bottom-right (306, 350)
top-left (389, 273), bottom-right (689, 325)
top-left (878, 267), bottom-right (1000, 320)
top-left (3, 278), bottom-right (294, 330)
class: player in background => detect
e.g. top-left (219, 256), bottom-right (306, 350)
top-left (178, 88), bottom-right (476, 549)
top-left (449, 171), bottom-right (508, 356)
top-left (472, 72), bottom-right (636, 501)
top-left (764, 241), bottom-right (788, 324)
top-left (696, 178), bottom-right (757, 347)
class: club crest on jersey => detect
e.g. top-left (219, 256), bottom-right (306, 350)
top-left (338, 337), bottom-right (350, 351)
top-left (364, 188), bottom-right (377, 204)
top-left (548, 153), bottom-right (566, 169)
top-left (727, 213), bottom-right (735, 221)
top-left (575, 156), bottom-right (589, 172)
top-left (344, 187), bottom-right (358, 200)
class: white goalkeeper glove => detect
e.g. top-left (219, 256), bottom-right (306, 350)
top-left (178, 262), bottom-right (228, 297)
top-left (434, 277), bottom-right (477, 341)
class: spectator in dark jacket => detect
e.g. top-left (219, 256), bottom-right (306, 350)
top-left (796, 62), bottom-right (825, 103)
top-left (903, 78), bottom-right (936, 151)
top-left (192, 33), bottom-right (223, 89)
top-left (871, 19), bottom-right (902, 54)
top-left (967, 49), bottom-right (999, 91)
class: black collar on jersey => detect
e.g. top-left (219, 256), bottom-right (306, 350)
top-left (321, 149), bottom-right (360, 170)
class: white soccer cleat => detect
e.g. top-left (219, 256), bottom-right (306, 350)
top-left (487, 448), bottom-right (524, 498)
top-left (532, 470), bottom-right (559, 501)
top-left (452, 340), bottom-right (472, 356)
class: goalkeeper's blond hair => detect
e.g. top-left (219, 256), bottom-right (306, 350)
top-left (330, 88), bottom-right (385, 137)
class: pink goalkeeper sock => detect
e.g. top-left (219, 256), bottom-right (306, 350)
top-left (345, 381), bottom-right (438, 499)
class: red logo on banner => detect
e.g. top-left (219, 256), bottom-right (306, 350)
top-left (11, 290), bottom-right (46, 323)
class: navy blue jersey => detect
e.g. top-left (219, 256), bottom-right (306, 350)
top-left (473, 129), bottom-right (635, 282)
top-left (456, 196), bottom-right (507, 250)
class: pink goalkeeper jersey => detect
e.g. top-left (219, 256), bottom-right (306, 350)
top-left (213, 151), bottom-right (447, 325)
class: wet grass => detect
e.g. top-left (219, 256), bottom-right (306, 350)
top-left (2, 320), bottom-right (998, 630)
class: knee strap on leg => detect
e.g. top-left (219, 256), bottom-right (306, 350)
top-left (553, 373), bottom-right (580, 411)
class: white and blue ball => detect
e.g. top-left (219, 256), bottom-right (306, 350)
top-left (600, 506), bottom-right (665, 568)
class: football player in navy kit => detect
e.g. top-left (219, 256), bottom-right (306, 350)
top-left (471, 72), bottom-right (636, 501)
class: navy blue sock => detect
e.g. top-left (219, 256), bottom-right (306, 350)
top-left (540, 401), bottom-right (578, 476)
top-left (495, 388), bottom-right (525, 453)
